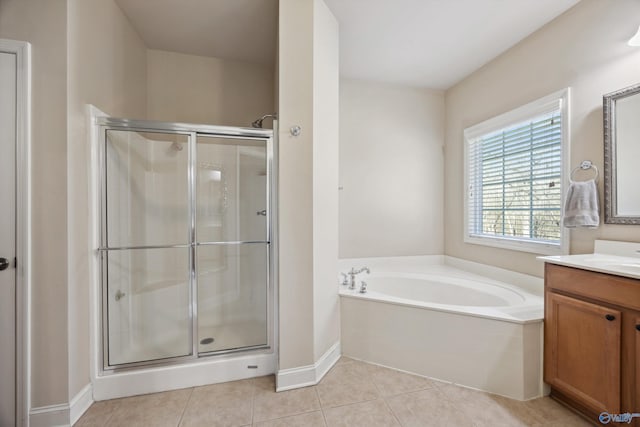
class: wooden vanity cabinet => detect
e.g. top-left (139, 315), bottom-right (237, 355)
top-left (545, 291), bottom-right (621, 413)
top-left (635, 315), bottom-right (640, 423)
top-left (544, 263), bottom-right (640, 426)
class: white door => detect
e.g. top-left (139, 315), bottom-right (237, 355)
top-left (0, 50), bottom-right (17, 427)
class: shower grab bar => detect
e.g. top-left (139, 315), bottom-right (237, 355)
top-left (98, 241), bottom-right (270, 251)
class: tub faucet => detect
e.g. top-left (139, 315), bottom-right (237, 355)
top-left (348, 267), bottom-right (370, 290)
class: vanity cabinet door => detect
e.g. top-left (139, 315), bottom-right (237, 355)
top-left (545, 292), bottom-right (621, 414)
top-left (632, 315), bottom-right (640, 426)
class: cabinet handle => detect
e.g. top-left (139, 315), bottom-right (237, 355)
top-left (636, 324), bottom-right (640, 331)
top-left (605, 314), bottom-right (616, 321)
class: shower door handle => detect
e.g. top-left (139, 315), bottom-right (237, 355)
top-left (256, 210), bottom-right (267, 216)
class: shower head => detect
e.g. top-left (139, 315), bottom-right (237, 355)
top-left (251, 113), bottom-right (277, 128)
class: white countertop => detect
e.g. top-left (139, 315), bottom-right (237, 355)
top-left (538, 240), bottom-right (640, 280)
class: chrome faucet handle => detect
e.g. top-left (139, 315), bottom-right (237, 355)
top-left (340, 272), bottom-right (349, 286)
top-left (359, 281), bottom-right (368, 294)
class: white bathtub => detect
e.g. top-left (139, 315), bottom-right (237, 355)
top-left (339, 255), bottom-right (545, 400)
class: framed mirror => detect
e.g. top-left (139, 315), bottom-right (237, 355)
top-left (603, 83), bottom-right (640, 224)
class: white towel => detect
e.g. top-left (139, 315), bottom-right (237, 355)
top-left (562, 179), bottom-right (599, 228)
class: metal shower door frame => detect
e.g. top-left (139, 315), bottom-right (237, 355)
top-left (96, 117), bottom-right (276, 372)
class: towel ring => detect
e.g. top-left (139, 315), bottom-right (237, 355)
top-left (570, 160), bottom-right (598, 182)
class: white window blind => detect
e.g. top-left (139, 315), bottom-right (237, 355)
top-left (464, 90), bottom-right (568, 254)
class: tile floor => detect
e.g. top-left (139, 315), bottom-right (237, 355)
top-left (75, 357), bottom-right (594, 427)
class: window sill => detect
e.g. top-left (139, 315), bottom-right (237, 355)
top-left (464, 234), bottom-right (566, 255)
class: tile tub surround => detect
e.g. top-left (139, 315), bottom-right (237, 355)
top-left (75, 358), bottom-right (592, 427)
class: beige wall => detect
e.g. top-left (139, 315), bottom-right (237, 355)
top-left (277, 0), bottom-right (316, 370)
top-left (339, 79), bottom-right (445, 258)
top-left (67, 0), bottom-right (148, 399)
top-left (146, 49), bottom-right (275, 127)
top-left (0, 0), bottom-right (70, 408)
top-left (277, 0), bottom-right (340, 370)
top-left (445, 0), bottom-right (640, 277)
top-left (312, 0), bottom-right (340, 361)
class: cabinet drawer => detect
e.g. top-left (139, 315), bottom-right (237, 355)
top-left (545, 264), bottom-right (640, 310)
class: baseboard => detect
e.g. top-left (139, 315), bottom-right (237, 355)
top-left (276, 341), bottom-right (340, 391)
top-left (29, 383), bottom-right (93, 427)
top-left (70, 384), bottom-right (93, 425)
top-left (275, 364), bottom-right (317, 391)
top-left (314, 341), bottom-right (341, 384)
top-left (29, 404), bottom-right (70, 427)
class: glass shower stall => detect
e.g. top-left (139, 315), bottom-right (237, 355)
top-left (96, 117), bottom-right (275, 370)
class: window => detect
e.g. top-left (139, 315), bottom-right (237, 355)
top-left (464, 89), bottom-right (569, 254)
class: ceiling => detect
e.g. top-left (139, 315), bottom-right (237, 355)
top-left (115, 0), bottom-right (580, 89)
top-left (115, 0), bottom-right (278, 65)
top-left (323, 0), bottom-right (580, 89)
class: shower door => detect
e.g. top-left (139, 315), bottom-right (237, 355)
top-left (196, 136), bottom-right (269, 354)
top-left (99, 119), bottom-right (273, 369)
top-left (102, 129), bottom-right (193, 367)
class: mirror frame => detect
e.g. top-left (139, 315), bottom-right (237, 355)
top-left (603, 82), bottom-right (640, 224)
